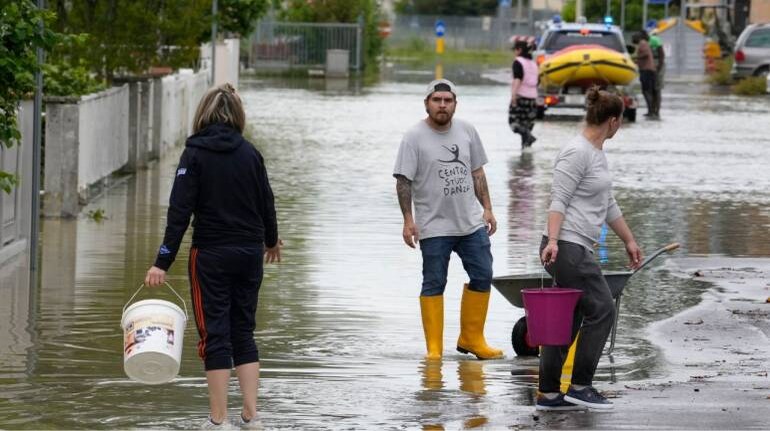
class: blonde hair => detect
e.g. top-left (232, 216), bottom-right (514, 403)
top-left (192, 83), bottom-right (245, 133)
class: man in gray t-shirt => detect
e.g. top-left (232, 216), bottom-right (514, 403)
top-left (393, 79), bottom-right (502, 361)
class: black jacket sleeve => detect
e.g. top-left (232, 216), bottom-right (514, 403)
top-left (512, 60), bottom-right (524, 80)
top-left (154, 148), bottom-right (199, 270)
top-left (257, 153), bottom-right (278, 248)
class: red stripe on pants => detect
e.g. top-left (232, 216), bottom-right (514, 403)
top-left (190, 248), bottom-right (208, 360)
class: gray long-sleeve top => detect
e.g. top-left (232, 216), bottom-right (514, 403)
top-left (543, 135), bottom-right (622, 250)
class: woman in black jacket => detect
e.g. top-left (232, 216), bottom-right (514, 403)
top-left (145, 83), bottom-right (280, 428)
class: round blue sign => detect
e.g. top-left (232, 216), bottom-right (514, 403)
top-left (435, 20), bottom-right (445, 37)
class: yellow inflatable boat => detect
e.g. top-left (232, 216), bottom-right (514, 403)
top-left (539, 44), bottom-right (638, 87)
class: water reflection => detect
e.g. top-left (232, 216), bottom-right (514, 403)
top-left (420, 360), bottom-right (444, 391)
top-left (506, 151), bottom-right (541, 272)
top-left (0, 254), bottom-right (32, 380)
top-left (457, 360), bottom-right (486, 396)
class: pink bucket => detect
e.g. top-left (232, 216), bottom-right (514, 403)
top-left (521, 288), bottom-right (582, 346)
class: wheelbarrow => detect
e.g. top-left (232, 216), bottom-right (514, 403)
top-left (492, 243), bottom-right (680, 356)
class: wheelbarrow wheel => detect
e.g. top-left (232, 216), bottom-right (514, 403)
top-left (512, 316), bottom-right (539, 357)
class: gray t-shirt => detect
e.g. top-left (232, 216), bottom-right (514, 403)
top-left (544, 134), bottom-right (622, 250)
top-left (393, 119), bottom-right (488, 240)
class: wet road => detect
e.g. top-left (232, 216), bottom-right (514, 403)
top-left (1, 75), bottom-right (770, 429)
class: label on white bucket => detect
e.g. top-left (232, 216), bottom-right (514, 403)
top-left (122, 299), bottom-right (186, 385)
top-left (124, 314), bottom-right (176, 356)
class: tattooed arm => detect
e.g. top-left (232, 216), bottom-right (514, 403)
top-left (395, 175), bottom-right (419, 248)
top-left (472, 167), bottom-right (497, 235)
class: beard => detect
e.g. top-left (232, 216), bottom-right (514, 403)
top-left (428, 109), bottom-right (453, 126)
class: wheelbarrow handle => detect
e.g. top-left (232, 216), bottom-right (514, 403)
top-left (633, 242), bottom-right (680, 274)
top-left (663, 242), bottom-right (680, 252)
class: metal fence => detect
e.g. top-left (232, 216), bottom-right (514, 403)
top-left (391, 15), bottom-right (509, 51)
top-left (389, 10), bottom-right (558, 51)
top-left (247, 20), bottom-right (363, 71)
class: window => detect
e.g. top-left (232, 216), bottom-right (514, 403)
top-left (543, 31), bottom-right (625, 53)
top-left (745, 29), bottom-right (770, 48)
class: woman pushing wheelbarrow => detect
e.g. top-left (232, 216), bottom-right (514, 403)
top-left (535, 87), bottom-right (643, 411)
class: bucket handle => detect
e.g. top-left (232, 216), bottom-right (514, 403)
top-left (123, 282), bottom-right (189, 320)
top-left (540, 266), bottom-right (558, 290)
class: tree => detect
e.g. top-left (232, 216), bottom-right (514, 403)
top-left (562, 0), bottom-right (666, 32)
top-left (206, 0), bottom-right (272, 40)
top-left (49, 0), bottom-right (269, 81)
top-left (394, 0), bottom-right (500, 16)
top-left (0, 0), bottom-right (61, 192)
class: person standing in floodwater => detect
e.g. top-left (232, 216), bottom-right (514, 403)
top-left (632, 32), bottom-right (657, 119)
top-left (648, 29), bottom-right (665, 118)
top-left (393, 79), bottom-right (503, 361)
top-left (508, 38), bottom-right (539, 147)
top-left (537, 87), bottom-right (643, 411)
top-left (145, 83), bottom-right (281, 429)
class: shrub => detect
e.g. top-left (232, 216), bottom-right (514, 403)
top-left (732, 76), bottom-right (768, 96)
top-left (707, 58), bottom-right (733, 86)
top-left (44, 61), bottom-right (105, 97)
top-left (406, 36), bottom-right (428, 53)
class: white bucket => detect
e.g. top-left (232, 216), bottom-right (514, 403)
top-left (121, 284), bottom-right (188, 385)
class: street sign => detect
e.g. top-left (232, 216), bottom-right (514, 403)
top-left (435, 20), bottom-right (445, 37)
top-left (647, 0), bottom-right (671, 4)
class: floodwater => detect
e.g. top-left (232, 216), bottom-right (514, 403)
top-left (1, 72), bottom-right (770, 429)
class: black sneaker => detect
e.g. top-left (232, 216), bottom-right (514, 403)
top-left (564, 386), bottom-right (614, 410)
top-left (535, 393), bottom-right (586, 411)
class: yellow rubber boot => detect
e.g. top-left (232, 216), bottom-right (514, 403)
top-left (456, 285), bottom-right (504, 359)
top-left (420, 295), bottom-right (444, 360)
top-left (560, 333), bottom-right (579, 393)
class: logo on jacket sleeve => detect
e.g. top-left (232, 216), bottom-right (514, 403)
top-left (159, 245), bottom-right (171, 255)
top-left (176, 168), bottom-right (187, 176)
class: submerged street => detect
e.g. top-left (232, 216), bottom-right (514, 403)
top-left (1, 75), bottom-right (769, 429)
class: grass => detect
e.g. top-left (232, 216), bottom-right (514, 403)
top-left (732, 76), bottom-right (768, 96)
top-left (384, 38), bottom-right (511, 66)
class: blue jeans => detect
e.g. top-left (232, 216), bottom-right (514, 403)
top-left (419, 227), bottom-right (493, 296)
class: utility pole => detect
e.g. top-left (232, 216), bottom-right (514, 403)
top-left (211, 0), bottom-right (218, 85)
top-left (677, 0), bottom-right (687, 76)
top-left (621, 0), bottom-right (626, 30)
top-left (30, 0), bottom-right (45, 275)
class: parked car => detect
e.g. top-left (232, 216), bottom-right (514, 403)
top-left (731, 23), bottom-right (770, 79)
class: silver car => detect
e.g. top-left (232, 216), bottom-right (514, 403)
top-left (731, 23), bottom-right (770, 79)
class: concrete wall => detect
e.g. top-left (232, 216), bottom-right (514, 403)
top-left (43, 68), bottom-right (215, 217)
top-left (187, 71), bottom-right (210, 137)
top-left (44, 100), bottom-right (80, 218)
top-left (159, 70), bottom-right (209, 156)
top-left (41, 37), bottom-right (241, 218)
top-left (78, 85), bottom-right (130, 194)
top-left (200, 38), bottom-right (240, 88)
top-left (0, 101), bottom-right (34, 265)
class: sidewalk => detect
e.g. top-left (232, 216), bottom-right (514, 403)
top-left (534, 257), bottom-right (769, 429)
